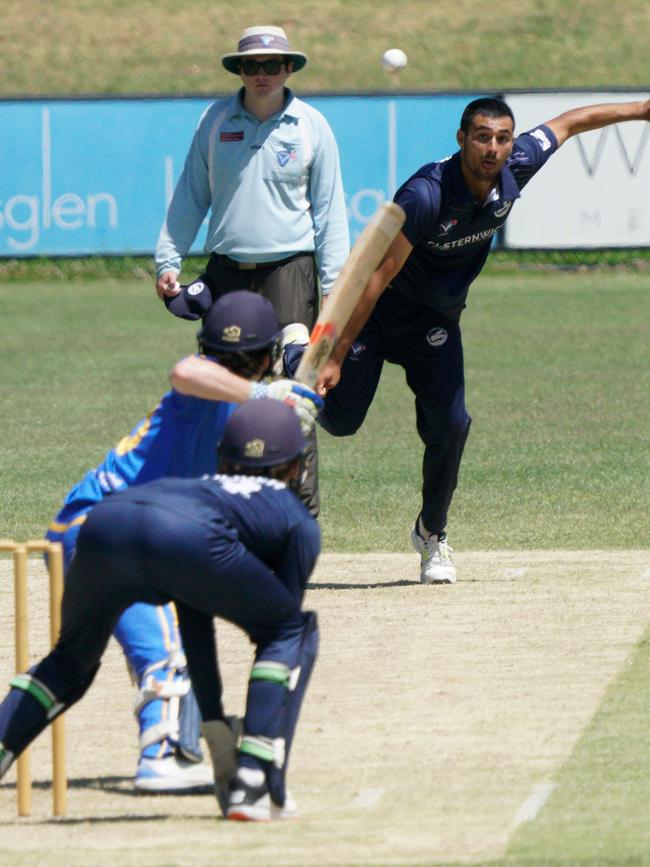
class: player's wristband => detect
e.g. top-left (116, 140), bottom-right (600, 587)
top-left (249, 382), bottom-right (268, 400)
top-left (289, 383), bottom-right (324, 409)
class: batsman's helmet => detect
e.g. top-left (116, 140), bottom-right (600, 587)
top-left (219, 399), bottom-right (307, 467)
top-left (198, 291), bottom-right (281, 354)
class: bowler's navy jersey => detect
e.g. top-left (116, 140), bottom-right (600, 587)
top-left (107, 473), bottom-right (321, 592)
top-left (393, 124), bottom-right (558, 320)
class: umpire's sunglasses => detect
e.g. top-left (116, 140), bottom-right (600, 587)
top-left (239, 59), bottom-right (287, 76)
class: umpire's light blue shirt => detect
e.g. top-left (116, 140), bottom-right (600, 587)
top-left (155, 88), bottom-right (349, 295)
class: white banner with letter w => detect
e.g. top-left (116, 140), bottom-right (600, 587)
top-left (504, 92), bottom-right (649, 248)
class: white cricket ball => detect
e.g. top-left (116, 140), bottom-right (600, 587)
top-left (381, 48), bottom-right (408, 72)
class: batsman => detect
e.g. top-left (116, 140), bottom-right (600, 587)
top-left (0, 400), bottom-right (320, 821)
top-left (43, 290), bottom-right (321, 792)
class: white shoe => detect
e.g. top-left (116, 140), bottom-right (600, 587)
top-left (227, 768), bottom-right (298, 821)
top-left (410, 525), bottom-right (457, 584)
top-left (134, 754), bottom-right (214, 792)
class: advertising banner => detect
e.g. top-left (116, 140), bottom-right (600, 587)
top-left (0, 94), bottom-right (476, 256)
top-left (503, 92), bottom-right (649, 248)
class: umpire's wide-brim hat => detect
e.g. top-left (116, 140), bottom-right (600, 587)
top-left (222, 26), bottom-right (308, 74)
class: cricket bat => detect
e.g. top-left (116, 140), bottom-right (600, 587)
top-left (294, 201), bottom-right (406, 389)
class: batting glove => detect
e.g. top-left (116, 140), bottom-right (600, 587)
top-left (250, 379), bottom-right (323, 434)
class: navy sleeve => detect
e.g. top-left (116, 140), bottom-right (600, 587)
top-left (275, 518), bottom-right (321, 603)
top-left (395, 174), bottom-right (442, 247)
top-left (507, 123), bottom-right (559, 191)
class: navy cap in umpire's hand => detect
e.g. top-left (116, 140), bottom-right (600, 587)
top-left (164, 274), bottom-right (215, 320)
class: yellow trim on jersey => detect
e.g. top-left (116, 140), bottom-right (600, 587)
top-left (48, 514), bottom-right (88, 533)
top-left (114, 403), bottom-right (160, 457)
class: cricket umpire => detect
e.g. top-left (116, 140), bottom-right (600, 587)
top-left (0, 400), bottom-right (320, 821)
top-left (44, 290), bottom-right (321, 793)
top-left (315, 95), bottom-right (650, 585)
top-left (154, 24), bottom-right (348, 326)
top-left (154, 24), bottom-right (350, 517)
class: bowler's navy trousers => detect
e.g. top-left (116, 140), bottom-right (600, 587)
top-left (320, 287), bottom-right (471, 535)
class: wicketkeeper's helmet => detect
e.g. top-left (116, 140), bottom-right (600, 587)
top-left (219, 399), bottom-right (307, 467)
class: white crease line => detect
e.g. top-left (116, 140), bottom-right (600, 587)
top-left (514, 782), bottom-right (557, 825)
top-left (502, 567), bottom-right (527, 578)
top-left (351, 787), bottom-right (385, 809)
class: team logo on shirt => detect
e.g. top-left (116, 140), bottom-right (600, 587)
top-left (221, 325), bottom-right (242, 343)
top-left (244, 439), bottom-right (265, 458)
top-left (427, 226), bottom-right (498, 250)
top-left (276, 149), bottom-right (297, 167)
top-left (493, 201), bottom-right (513, 218)
top-left (220, 476), bottom-right (266, 498)
top-left (348, 341), bottom-right (366, 359)
top-left (426, 327), bottom-right (448, 347)
top-left (439, 218), bottom-right (458, 235)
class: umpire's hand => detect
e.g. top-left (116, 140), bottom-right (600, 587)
top-left (156, 271), bottom-right (183, 300)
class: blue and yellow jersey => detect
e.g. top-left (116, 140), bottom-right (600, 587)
top-left (47, 387), bottom-right (237, 543)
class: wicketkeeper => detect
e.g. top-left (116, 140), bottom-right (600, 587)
top-left (0, 399), bottom-right (320, 821)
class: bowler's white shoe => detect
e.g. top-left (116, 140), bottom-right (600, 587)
top-left (410, 526), bottom-right (457, 584)
top-left (134, 754), bottom-right (214, 792)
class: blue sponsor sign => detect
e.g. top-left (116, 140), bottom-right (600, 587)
top-left (0, 94), bottom-right (475, 256)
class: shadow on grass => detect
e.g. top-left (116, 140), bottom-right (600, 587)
top-left (1, 774), bottom-right (212, 796)
top-left (307, 579), bottom-right (419, 589)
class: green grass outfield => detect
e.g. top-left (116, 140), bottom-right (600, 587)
top-left (3, 0), bottom-right (649, 95)
top-left (438, 615), bottom-right (650, 867)
top-left (503, 628), bottom-right (650, 867)
top-left (2, 272), bottom-right (650, 865)
top-left (3, 270), bottom-right (647, 549)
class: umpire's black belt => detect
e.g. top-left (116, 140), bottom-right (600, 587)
top-left (210, 251), bottom-right (313, 271)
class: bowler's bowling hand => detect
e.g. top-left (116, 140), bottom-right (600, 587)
top-left (316, 359), bottom-right (342, 396)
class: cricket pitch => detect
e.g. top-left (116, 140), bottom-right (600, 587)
top-left (1, 549), bottom-right (649, 866)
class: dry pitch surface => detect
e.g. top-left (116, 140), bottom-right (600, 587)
top-left (1, 550), bottom-right (649, 866)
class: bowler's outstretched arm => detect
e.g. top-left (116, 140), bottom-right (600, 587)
top-left (544, 98), bottom-right (650, 147)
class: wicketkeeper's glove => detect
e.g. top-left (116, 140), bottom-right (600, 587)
top-left (249, 379), bottom-right (323, 434)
